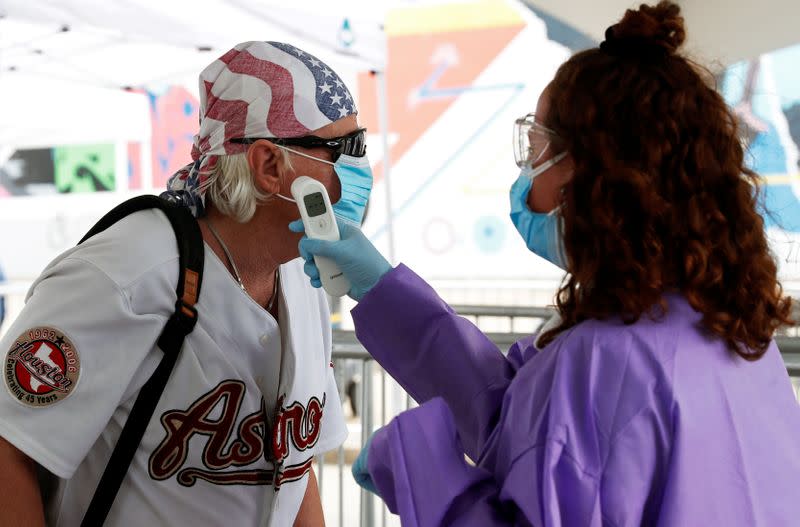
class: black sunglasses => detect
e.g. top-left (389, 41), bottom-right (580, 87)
top-left (231, 127), bottom-right (367, 162)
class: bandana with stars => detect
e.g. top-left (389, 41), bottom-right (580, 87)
top-left (162, 41), bottom-right (357, 216)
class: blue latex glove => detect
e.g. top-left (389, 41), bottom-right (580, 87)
top-left (289, 217), bottom-right (392, 301)
top-left (352, 432), bottom-right (379, 495)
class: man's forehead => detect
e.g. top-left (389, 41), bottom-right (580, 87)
top-left (312, 115), bottom-right (359, 139)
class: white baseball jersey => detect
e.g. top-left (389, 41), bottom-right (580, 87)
top-left (0, 209), bottom-right (347, 526)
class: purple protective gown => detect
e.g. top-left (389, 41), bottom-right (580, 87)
top-left (352, 265), bottom-right (800, 526)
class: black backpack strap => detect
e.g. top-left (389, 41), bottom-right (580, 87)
top-left (78, 195), bottom-right (204, 527)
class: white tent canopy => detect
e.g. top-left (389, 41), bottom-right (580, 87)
top-left (523, 0), bottom-right (800, 67)
top-left (5, 0), bottom-right (795, 74)
top-left (0, 74), bottom-right (151, 147)
top-left (0, 0), bottom-right (386, 83)
top-left (2, 0), bottom-right (797, 148)
top-left (0, 0), bottom-right (388, 146)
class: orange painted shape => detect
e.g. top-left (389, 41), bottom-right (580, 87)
top-left (358, 25), bottom-right (524, 182)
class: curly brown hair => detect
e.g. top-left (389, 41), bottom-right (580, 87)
top-left (537, 1), bottom-right (793, 358)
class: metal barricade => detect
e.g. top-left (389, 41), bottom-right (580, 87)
top-left (316, 337), bottom-right (402, 527)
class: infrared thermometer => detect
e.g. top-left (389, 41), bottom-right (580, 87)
top-left (291, 176), bottom-right (351, 297)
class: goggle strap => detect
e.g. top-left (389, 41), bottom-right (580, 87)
top-left (528, 151), bottom-right (568, 178)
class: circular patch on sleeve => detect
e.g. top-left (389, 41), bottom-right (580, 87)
top-left (4, 327), bottom-right (81, 407)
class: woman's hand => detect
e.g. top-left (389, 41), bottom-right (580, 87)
top-left (289, 218), bottom-right (392, 301)
top-left (351, 431), bottom-right (380, 495)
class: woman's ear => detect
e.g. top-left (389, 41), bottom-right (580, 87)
top-left (247, 140), bottom-right (284, 194)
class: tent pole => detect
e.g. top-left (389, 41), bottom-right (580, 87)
top-left (375, 70), bottom-right (396, 265)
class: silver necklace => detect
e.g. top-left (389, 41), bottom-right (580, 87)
top-left (205, 219), bottom-right (279, 312)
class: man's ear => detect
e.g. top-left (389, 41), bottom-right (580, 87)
top-left (247, 140), bottom-right (284, 194)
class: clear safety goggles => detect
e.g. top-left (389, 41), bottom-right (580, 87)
top-left (513, 113), bottom-right (558, 168)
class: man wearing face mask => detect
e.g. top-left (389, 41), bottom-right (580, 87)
top-left (292, 1), bottom-right (800, 524)
top-left (0, 41), bottom-right (370, 526)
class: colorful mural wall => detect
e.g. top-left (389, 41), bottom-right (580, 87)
top-left (722, 44), bottom-right (800, 282)
top-left (354, 1), bottom-right (800, 286)
top-left (1, 0), bottom-right (799, 288)
top-left (356, 0), bottom-right (582, 283)
top-left (146, 87), bottom-right (200, 189)
top-left (0, 144), bottom-right (116, 196)
top-left (0, 85), bottom-right (200, 196)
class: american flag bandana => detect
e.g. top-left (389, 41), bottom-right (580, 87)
top-left (162, 41), bottom-right (357, 216)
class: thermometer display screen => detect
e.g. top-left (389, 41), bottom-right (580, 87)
top-left (304, 192), bottom-right (327, 217)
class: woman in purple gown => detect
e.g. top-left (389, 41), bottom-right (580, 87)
top-left (293, 2), bottom-right (800, 525)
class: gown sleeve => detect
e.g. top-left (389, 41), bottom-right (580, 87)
top-left (352, 264), bottom-right (523, 459)
top-left (367, 397), bottom-right (606, 527)
top-left (355, 268), bottom-right (674, 525)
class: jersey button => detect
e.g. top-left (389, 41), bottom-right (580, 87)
top-left (259, 334), bottom-right (270, 347)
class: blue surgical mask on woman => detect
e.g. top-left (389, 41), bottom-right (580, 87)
top-left (509, 152), bottom-right (568, 269)
top-left (276, 147), bottom-right (373, 226)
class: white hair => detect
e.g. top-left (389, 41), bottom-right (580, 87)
top-left (199, 149), bottom-right (294, 223)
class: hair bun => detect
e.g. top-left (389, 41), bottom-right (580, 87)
top-left (605, 1), bottom-right (686, 56)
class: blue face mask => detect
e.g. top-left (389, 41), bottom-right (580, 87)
top-left (330, 154), bottom-right (373, 226)
top-left (509, 161), bottom-right (567, 269)
top-left (277, 147), bottom-right (373, 226)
